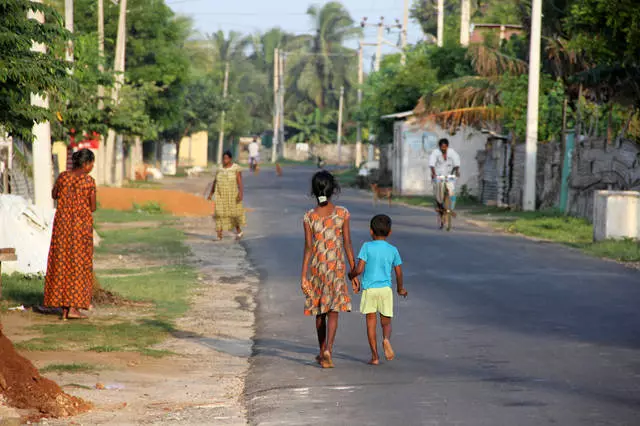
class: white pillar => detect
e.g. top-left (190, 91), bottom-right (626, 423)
top-left (523, 0), bottom-right (542, 211)
top-left (29, 1), bottom-right (53, 210)
top-left (437, 0), bottom-right (444, 47)
top-left (460, 0), bottom-right (471, 47)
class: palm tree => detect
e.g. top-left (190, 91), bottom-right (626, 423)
top-left (287, 2), bottom-right (361, 111)
top-left (286, 109), bottom-right (336, 144)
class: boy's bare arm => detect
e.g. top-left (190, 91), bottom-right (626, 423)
top-left (348, 259), bottom-right (365, 280)
top-left (394, 265), bottom-right (407, 297)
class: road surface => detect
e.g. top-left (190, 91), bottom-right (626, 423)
top-left (242, 167), bottom-right (640, 426)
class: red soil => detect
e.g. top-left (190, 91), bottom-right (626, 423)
top-left (97, 187), bottom-right (213, 216)
top-left (0, 326), bottom-right (92, 419)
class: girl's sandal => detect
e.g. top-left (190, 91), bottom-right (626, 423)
top-left (235, 231), bottom-right (244, 241)
top-left (321, 350), bottom-right (334, 368)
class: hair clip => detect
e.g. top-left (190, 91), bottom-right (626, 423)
top-left (318, 196), bottom-right (328, 203)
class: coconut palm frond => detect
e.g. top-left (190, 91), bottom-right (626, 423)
top-left (412, 105), bottom-right (503, 133)
top-left (467, 44), bottom-right (527, 77)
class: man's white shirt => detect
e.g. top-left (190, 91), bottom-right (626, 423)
top-left (248, 142), bottom-right (260, 157)
top-left (429, 148), bottom-right (460, 177)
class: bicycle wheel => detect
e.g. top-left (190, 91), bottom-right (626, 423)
top-left (444, 192), bottom-right (452, 231)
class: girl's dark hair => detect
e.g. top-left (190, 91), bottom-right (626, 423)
top-left (311, 170), bottom-right (340, 206)
top-left (223, 150), bottom-right (233, 159)
top-left (72, 149), bottom-right (95, 169)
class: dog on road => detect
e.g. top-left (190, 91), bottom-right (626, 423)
top-left (371, 183), bottom-right (393, 207)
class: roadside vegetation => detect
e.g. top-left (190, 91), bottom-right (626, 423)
top-left (3, 207), bottom-right (196, 356)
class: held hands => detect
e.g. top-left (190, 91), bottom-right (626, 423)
top-left (351, 277), bottom-right (361, 294)
top-left (397, 288), bottom-right (408, 298)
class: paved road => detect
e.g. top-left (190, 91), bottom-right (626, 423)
top-left (242, 167), bottom-right (640, 426)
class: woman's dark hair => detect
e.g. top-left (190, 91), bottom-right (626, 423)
top-left (72, 149), bottom-right (95, 169)
top-left (311, 170), bottom-right (340, 206)
top-left (223, 150), bottom-right (233, 160)
top-left (370, 214), bottom-right (392, 237)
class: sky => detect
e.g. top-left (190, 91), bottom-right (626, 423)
top-left (167, 0), bottom-right (426, 67)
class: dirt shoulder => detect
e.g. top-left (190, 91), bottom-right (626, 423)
top-left (1, 183), bottom-right (257, 424)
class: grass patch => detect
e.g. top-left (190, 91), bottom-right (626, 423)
top-left (40, 363), bottom-right (102, 374)
top-left (124, 180), bottom-right (163, 189)
top-left (470, 208), bottom-right (640, 262)
top-left (96, 226), bottom-right (189, 259)
top-left (132, 201), bottom-right (165, 215)
top-left (94, 208), bottom-right (172, 224)
top-left (0, 273), bottom-right (44, 307)
top-left (99, 266), bottom-right (197, 317)
top-left (18, 319), bottom-right (175, 354)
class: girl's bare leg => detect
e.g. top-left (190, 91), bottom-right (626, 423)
top-left (217, 230), bottom-right (223, 240)
top-left (366, 313), bottom-right (380, 365)
top-left (326, 312), bottom-right (339, 354)
top-left (381, 314), bottom-right (395, 361)
top-left (315, 314), bottom-right (327, 363)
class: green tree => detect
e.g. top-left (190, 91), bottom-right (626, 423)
top-left (0, 0), bottom-right (71, 141)
top-left (286, 109), bottom-right (336, 144)
top-left (287, 2), bottom-right (360, 111)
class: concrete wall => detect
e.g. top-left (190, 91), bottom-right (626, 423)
top-left (282, 143), bottom-right (368, 165)
top-left (179, 131), bottom-right (208, 167)
top-left (392, 121), bottom-right (486, 196)
top-left (52, 142), bottom-right (67, 174)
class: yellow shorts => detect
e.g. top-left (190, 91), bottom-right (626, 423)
top-left (360, 287), bottom-right (393, 318)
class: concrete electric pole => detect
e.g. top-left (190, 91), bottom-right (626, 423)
top-left (523, 0), bottom-right (543, 211)
top-left (437, 0), bottom-right (444, 47)
top-left (29, 0), bottom-right (53, 211)
top-left (355, 40), bottom-right (364, 168)
top-left (278, 52), bottom-right (285, 155)
top-left (217, 62), bottom-right (230, 166)
top-left (337, 86), bottom-right (344, 163)
top-left (96, 0), bottom-right (105, 184)
top-left (271, 48), bottom-right (279, 163)
top-left (460, 0), bottom-right (471, 47)
top-left (400, 0), bottom-right (409, 65)
top-left (375, 17), bottom-right (384, 72)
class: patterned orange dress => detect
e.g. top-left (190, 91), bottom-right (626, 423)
top-left (44, 171), bottom-right (95, 309)
top-left (303, 206), bottom-right (352, 316)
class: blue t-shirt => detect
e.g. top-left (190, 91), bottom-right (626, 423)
top-left (357, 240), bottom-right (402, 290)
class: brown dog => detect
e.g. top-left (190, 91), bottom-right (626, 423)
top-left (275, 163), bottom-right (283, 177)
top-left (371, 183), bottom-right (392, 207)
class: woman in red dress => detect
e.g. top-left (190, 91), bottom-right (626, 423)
top-left (44, 149), bottom-right (97, 320)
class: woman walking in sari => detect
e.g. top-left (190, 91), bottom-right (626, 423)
top-left (207, 150), bottom-right (246, 240)
top-left (44, 149), bottom-right (97, 320)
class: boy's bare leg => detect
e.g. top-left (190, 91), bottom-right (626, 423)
top-left (381, 314), bottom-right (395, 360)
top-left (315, 314), bottom-right (327, 363)
top-left (366, 313), bottom-right (380, 365)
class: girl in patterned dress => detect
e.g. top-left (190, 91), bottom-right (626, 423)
top-left (207, 150), bottom-right (246, 240)
top-left (44, 149), bottom-right (97, 320)
top-left (301, 171), bottom-right (359, 368)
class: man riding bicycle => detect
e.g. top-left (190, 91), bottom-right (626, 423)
top-left (429, 138), bottom-right (460, 225)
top-left (248, 137), bottom-right (260, 172)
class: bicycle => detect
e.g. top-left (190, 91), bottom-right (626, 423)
top-left (435, 175), bottom-right (457, 232)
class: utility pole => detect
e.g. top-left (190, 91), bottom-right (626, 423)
top-left (96, 0), bottom-right (105, 184)
top-left (437, 0), bottom-right (444, 47)
top-left (337, 86), bottom-right (344, 163)
top-left (104, 0), bottom-right (127, 185)
top-left (355, 39), bottom-right (364, 167)
top-left (375, 17), bottom-right (384, 71)
top-left (29, 0), bottom-right (53, 211)
top-left (460, 0), bottom-right (471, 46)
top-left (271, 48), bottom-right (279, 163)
top-left (523, 0), bottom-right (542, 211)
top-left (278, 52), bottom-right (285, 155)
top-left (400, 0), bottom-right (409, 65)
top-left (64, 0), bottom-right (73, 62)
top-left (217, 62), bottom-right (230, 165)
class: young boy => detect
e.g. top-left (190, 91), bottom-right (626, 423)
top-left (349, 214), bottom-right (407, 365)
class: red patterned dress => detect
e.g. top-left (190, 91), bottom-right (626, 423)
top-left (303, 206), bottom-right (352, 316)
top-left (44, 171), bottom-right (95, 309)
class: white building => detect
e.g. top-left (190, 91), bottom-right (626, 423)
top-left (382, 111), bottom-right (487, 196)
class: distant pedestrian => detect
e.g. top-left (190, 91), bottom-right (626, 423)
top-left (349, 214), bottom-right (407, 365)
top-left (44, 149), bottom-right (97, 320)
top-left (301, 170), bottom-right (359, 368)
top-left (248, 137), bottom-right (260, 173)
top-left (207, 150), bottom-right (245, 240)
